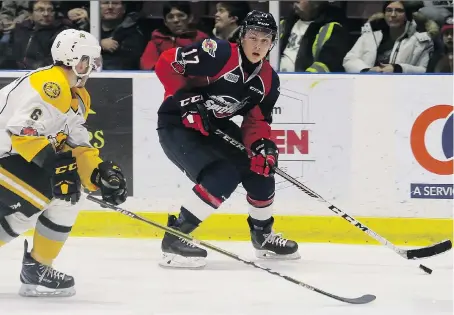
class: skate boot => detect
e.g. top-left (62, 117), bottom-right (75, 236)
top-left (159, 214), bottom-right (207, 269)
top-left (248, 216), bottom-right (301, 260)
top-left (19, 240), bottom-right (75, 297)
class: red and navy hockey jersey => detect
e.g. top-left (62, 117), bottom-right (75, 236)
top-left (155, 38), bottom-right (280, 149)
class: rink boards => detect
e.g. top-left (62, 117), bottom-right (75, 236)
top-left (56, 211), bottom-right (451, 246)
top-left (0, 72), bottom-right (452, 245)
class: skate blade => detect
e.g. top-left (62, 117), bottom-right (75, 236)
top-left (159, 253), bottom-right (206, 269)
top-left (19, 283), bottom-right (76, 297)
top-left (255, 249), bottom-right (301, 260)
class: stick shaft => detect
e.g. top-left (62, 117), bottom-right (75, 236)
top-left (86, 195), bottom-right (375, 304)
top-left (213, 128), bottom-right (451, 260)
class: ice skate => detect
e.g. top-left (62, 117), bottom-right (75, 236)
top-left (19, 240), bottom-right (75, 297)
top-left (159, 215), bottom-right (207, 269)
top-left (248, 216), bottom-right (301, 260)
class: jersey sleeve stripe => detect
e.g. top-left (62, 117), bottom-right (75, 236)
top-left (10, 136), bottom-right (52, 165)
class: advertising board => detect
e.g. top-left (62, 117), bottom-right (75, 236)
top-left (394, 77), bottom-right (453, 202)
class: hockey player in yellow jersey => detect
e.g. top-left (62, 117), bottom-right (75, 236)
top-left (0, 29), bottom-right (127, 297)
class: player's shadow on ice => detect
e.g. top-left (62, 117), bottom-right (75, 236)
top-left (201, 259), bottom-right (302, 271)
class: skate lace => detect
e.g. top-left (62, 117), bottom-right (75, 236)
top-left (262, 232), bottom-right (288, 247)
top-left (38, 265), bottom-right (66, 283)
top-left (179, 238), bottom-right (197, 248)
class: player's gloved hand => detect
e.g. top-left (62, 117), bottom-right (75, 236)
top-left (91, 161), bottom-right (127, 205)
top-left (250, 138), bottom-right (279, 177)
top-left (51, 152), bottom-right (81, 205)
top-left (179, 94), bottom-right (211, 136)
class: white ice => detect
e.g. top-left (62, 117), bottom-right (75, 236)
top-left (0, 237), bottom-right (452, 315)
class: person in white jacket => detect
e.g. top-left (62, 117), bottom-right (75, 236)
top-left (343, 1), bottom-right (435, 73)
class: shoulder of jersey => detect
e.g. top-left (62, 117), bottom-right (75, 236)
top-left (260, 60), bottom-right (280, 92)
top-left (28, 66), bottom-right (72, 114)
top-left (200, 38), bottom-right (233, 61)
top-left (261, 59), bottom-right (275, 75)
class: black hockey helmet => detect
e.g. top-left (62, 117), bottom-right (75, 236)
top-left (239, 10), bottom-right (278, 43)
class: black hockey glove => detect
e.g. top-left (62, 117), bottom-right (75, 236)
top-left (250, 138), bottom-right (279, 177)
top-left (51, 152), bottom-right (81, 205)
top-left (91, 161), bottom-right (127, 205)
top-left (177, 93), bottom-right (211, 136)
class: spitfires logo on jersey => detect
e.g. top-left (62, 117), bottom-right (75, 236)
top-left (204, 95), bottom-right (250, 118)
top-left (201, 39), bottom-right (217, 58)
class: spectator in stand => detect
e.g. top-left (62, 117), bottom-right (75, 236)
top-left (140, 1), bottom-right (208, 71)
top-left (0, 1), bottom-right (89, 32)
top-left (212, 1), bottom-right (250, 41)
top-left (423, 1), bottom-right (453, 10)
top-left (419, 5), bottom-right (452, 28)
top-left (100, 1), bottom-right (144, 70)
top-left (0, 1), bottom-right (69, 70)
top-left (67, 5), bottom-right (89, 31)
top-left (427, 16), bottom-right (453, 72)
top-left (343, 1), bottom-right (437, 73)
top-left (67, 2), bottom-right (142, 33)
top-left (0, 1), bottom-right (30, 34)
top-left (279, 0), bottom-right (351, 73)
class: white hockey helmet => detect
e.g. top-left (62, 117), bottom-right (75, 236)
top-left (51, 29), bottom-right (101, 78)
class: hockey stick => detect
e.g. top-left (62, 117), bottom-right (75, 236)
top-left (213, 128), bottom-right (452, 260)
top-left (86, 194), bottom-right (376, 305)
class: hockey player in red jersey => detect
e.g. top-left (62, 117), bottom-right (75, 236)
top-left (155, 10), bottom-right (300, 268)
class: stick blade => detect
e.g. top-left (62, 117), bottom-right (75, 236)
top-left (341, 294), bottom-right (377, 304)
top-left (406, 240), bottom-right (452, 259)
top-left (331, 294), bottom-right (376, 305)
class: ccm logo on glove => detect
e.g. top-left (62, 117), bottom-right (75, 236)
top-left (51, 152), bottom-right (81, 205)
top-left (55, 162), bottom-right (77, 174)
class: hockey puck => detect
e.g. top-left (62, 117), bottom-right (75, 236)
top-left (419, 264), bottom-right (433, 274)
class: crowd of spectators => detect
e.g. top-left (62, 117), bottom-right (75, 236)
top-left (0, 0), bottom-right (452, 73)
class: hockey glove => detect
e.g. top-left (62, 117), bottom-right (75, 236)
top-left (250, 138), bottom-right (279, 177)
top-left (51, 152), bottom-right (81, 205)
top-left (179, 94), bottom-right (211, 136)
top-left (91, 161), bottom-right (127, 205)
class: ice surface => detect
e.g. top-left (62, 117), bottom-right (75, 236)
top-left (0, 237), bottom-right (452, 315)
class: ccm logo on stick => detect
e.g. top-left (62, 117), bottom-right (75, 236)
top-left (328, 205), bottom-right (369, 232)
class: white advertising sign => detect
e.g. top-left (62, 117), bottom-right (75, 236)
top-left (394, 76), bottom-right (453, 202)
top-left (0, 72), bottom-right (452, 218)
top-left (239, 76), bottom-right (354, 203)
top-left (134, 75), bottom-right (354, 215)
